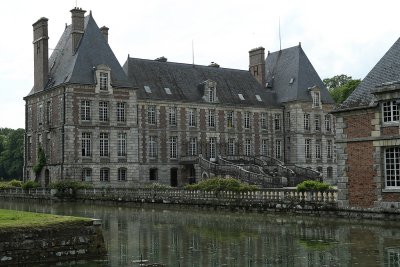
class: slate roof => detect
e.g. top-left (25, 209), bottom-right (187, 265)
top-left (265, 45), bottom-right (334, 104)
top-left (123, 58), bottom-right (279, 107)
top-left (27, 12), bottom-right (130, 96)
top-left (337, 37), bottom-right (400, 111)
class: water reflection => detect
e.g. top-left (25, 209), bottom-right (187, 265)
top-left (1, 201), bottom-right (400, 267)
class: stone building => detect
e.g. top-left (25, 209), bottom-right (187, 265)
top-left (24, 8), bottom-right (336, 187)
top-left (333, 37), bottom-right (400, 209)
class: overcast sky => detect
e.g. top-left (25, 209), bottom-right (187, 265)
top-left (1, 0), bottom-right (400, 129)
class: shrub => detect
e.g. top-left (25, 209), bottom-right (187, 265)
top-left (49, 180), bottom-right (93, 192)
top-left (21, 181), bottom-right (40, 190)
top-left (8, 179), bottom-right (22, 187)
top-left (145, 182), bottom-right (171, 190)
top-left (33, 146), bottom-right (46, 175)
top-left (0, 182), bottom-right (12, 190)
top-left (185, 177), bottom-right (258, 192)
top-left (296, 180), bottom-right (331, 192)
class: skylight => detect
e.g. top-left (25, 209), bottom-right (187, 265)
top-left (238, 94), bottom-right (245, 101)
top-left (144, 85), bottom-right (151, 93)
top-left (289, 77), bottom-right (294, 84)
top-left (256, 95), bottom-right (262, 102)
top-left (164, 88), bottom-right (172, 95)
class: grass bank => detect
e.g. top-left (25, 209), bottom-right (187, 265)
top-left (0, 209), bottom-right (91, 229)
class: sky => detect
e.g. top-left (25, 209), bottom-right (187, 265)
top-left (1, 0), bottom-right (400, 129)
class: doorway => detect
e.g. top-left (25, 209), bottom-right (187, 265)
top-left (170, 168), bottom-right (178, 187)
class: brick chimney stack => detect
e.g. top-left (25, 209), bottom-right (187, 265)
top-left (32, 17), bottom-right (49, 93)
top-left (70, 7), bottom-right (86, 53)
top-left (249, 47), bottom-right (266, 87)
top-left (100, 26), bottom-right (109, 43)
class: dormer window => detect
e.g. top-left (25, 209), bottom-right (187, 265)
top-left (208, 87), bottom-right (215, 102)
top-left (202, 80), bottom-right (218, 103)
top-left (309, 86), bottom-right (321, 108)
top-left (383, 101), bottom-right (400, 123)
top-left (100, 72), bottom-right (108, 90)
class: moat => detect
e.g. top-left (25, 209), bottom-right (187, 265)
top-left (1, 200), bottom-right (400, 267)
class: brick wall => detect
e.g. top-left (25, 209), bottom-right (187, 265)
top-left (344, 113), bottom-right (374, 138)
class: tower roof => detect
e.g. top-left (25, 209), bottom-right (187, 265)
top-left (27, 12), bottom-right (130, 96)
top-left (265, 45), bottom-right (334, 104)
top-left (337, 37), bottom-right (400, 111)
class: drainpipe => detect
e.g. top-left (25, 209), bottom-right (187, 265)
top-left (282, 105), bottom-right (286, 164)
top-left (61, 87), bottom-right (66, 180)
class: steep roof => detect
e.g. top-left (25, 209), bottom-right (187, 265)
top-left (123, 58), bottom-right (279, 107)
top-left (265, 45), bottom-right (334, 104)
top-left (27, 12), bottom-right (130, 96)
top-left (337, 37), bottom-right (400, 111)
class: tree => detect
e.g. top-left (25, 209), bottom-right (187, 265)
top-left (0, 128), bottom-right (24, 180)
top-left (323, 75), bottom-right (361, 104)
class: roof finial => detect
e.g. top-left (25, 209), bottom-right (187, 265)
top-left (192, 39), bottom-right (195, 66)
top-left (279, 17), bottom-right (282, 51)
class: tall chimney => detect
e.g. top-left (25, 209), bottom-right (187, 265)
top-left (249, 47), bottom-right (266, 87)
top-left (70, 7), bottom-right (86, 53)
top-left (32, 17), bottom-right (49, 93)
top-left (100, 26), bottom-right (109, 43)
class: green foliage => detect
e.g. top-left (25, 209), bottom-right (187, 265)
top-left (49, 180), bottom-right (93, 191)
top-left (145, 182), bottom-right (172, 190)
top-left (8, 179), bottom-right (22, 187)
top-left (33, 146), bottom-right (46, 175)
top-left (185, 177), bottom-right (258, 192)
top-left (323, 75), bottom-right (361, 104)
top-left (21, 180), bottom-right (40, 190)
top-left (0, 182), bottom-right (12, 189)
top-left (0, 128), bottom-right (24, 180)
top-left (299, 239), bottom-right (334, 251)
top-left (296, 180), bottom-right (332, 192)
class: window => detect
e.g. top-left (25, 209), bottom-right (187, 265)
top-left (169, 136), bottom-right (177, 159)
top-left (118, 168), bottom-right (127, 181)
top-left (316, 140), bottom-right (322, 159)
top-left (286, 112), bottom-right (290, 129)
top-left (261, 113), bottom-right (267, 130)
top-left (261, 139), bottom-right (268, 156)
top-left (304, 113), bottom-right (310, 131)
top-left (208, 109), bottom-right (215, 127)
top-left (100, 133), bottom-right (109, 157)
top-left (118, 133), bottom-right (127, 157)
top-left (209, 137), bottom-right (217, 160)
top-left (149, 136), bottom-right (158, 158)
top-left (38, 104), bottom-right (43, 125)
top-left (27, 136), bottom-right (32, 161)
top-left (46, 101), bottom-right (51, 125)
top-left (325, 114), bottom-right (332, 132)
top-left (312, 91), bottom-right (320, 107)
top-left (385, 147), bottom-right (400, 188)
top-left (238, 94), bottom-right (245, 101)
top-left (169, 106), bottom-right (177, 126)
top-left (208, 87), bottom-right (215, 102)
top-left (315, 115), bottom-right (321, 131)
top-left (226, 111), bottom-right (234, 128)
top-left (327, 167), bottom-right (333, 179)
top-left (383, 101), bottom-right (400, 123)
top-left (164, 88), bottom-right (172, 95)
top-left (144, 85), bottom-right (152, 93)
top-left (99, 102), bottom-right (109, 122)
top-left (189, 108), bottom-right (196, 127)
top-left (189, 137), bottom-right (197, 156)
top-left (99, 72), bottom-right (108, 90)
top-left (305, 139), bottom-right (311, 159)
top-left (81, 133), bottom-right (91, 157)
top-left (244, 112), bottom-right (251, 129)
top-left (117, 102), bottom-right (126, 122)
top-left (255, 95), bottom-right (262, 102)
top-left (100, 168), bottom-right (109, 182)
top-left (81, 168), bottom-right (92, 182)
top-left (149, 168), bottom-right (158, 180)
top-left (275, 140), bottom-right (282, 160)
top-left (327, 140), bottom-right (333, 159)
top-left (228, 138), bottom-right (235, 155)
top-left (274, 114), bottom-right (281, 131)
top-left (81, 100), bottom-right (91, 121)
top-left (245, 139), bottom-right (251, 156)
top-left (148, 105), bottom-right (156, 125)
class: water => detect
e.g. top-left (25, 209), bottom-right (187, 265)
top-left (1, 200), bottom-right (400, 267)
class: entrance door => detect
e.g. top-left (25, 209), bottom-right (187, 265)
top-left (170, 168), bottom-right (178, 187)
top-left (189, 165), bottom-right (196, 184)
top-left (44, 169), bottom-right (50, 187)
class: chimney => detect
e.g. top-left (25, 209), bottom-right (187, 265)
top-left (100, 26), bottom-right (109, 43)
top-left (70, 7), bottom-right (86, 53)
top-left (249, 47), bottom-right (266, 87)
top-left (32, 17), bottom-right (49, 93)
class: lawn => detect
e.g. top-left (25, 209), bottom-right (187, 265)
top-left (0, 209), bottom-right (91, 229)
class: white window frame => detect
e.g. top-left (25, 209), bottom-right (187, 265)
top-left (149, 136), bottom-right (158, 158)
top-left (81, 100), bottom-right (91, 121)
top-left (228, 138), bottom-right (235, 155)
top-left (327, 140), bottom-right (333, 159)
top-left (325, 114), bottom-right (332, 132)
top-left (385, 147), bottom-right (400, 188)
top-left (274, 114), bottom-right (281, 131)
top-left (315, 140), bottom-right (322, 159)
top-left (382, 101), bottom-right (400, 123)
top-left (169, 106), bottom-right (177, 126)
top-left (245, 139), bottom-right (251, 156)
top-left (244, 112), bottom-right (251, 129)
top-left (261, 113), bottom-right (267, 130)
top-left (315, 114), bottom-right (321, 131)
top-left (208, 87), bottom-right (215, 102)
top-left (100, 133), bottom-right (109, 157)
top-left (118, 133), bottom-right (127, 157)
top-left (208, 109), bottom-right (216, 127)
top-left (304, 113), bottom-right (310, 131)
top-left (261, 139), bottom-right (268, 156)
top-left (117, 102), bottom-right (126, 122)
top-left (275, 139), bottom-right (282, 159)
top-left (169, 136), bottom-right (178, 159)
top-left (189, 137), bottom-right (197, 156)
top-left (148, 105), bottom-right (156, 125)
top-left (189, 108), bottom-right (197, 127)
top-left (227, 111), bottom-right (234, 128)
top-left (312, 91), bottom-right (321, 108)
top-left (81, 132), bottom-right (91, 157)
top-left (99, 101), bottom-right (109, 122)
top-left (209, 137), bottom-right (217, 160)
top-left (99, 72), bottom-right (108, 91)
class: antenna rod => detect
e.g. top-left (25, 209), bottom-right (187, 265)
top-left (279, 17), bottom-right (282, 51)
top-left (192, 40), bottom-right (195, 65)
